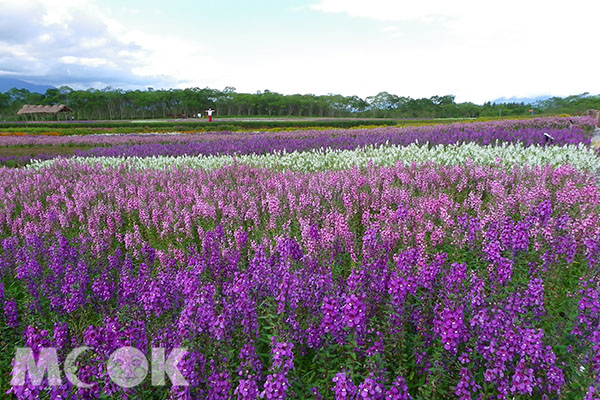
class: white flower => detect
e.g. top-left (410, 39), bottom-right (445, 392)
top-left (28, 142), bottom-right (600, 173)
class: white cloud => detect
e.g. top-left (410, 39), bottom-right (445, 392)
top-left (0, 0), bottom-right (598, 103)
top-left (308, 0), bottom-right (600, 102)
top-left (80, 37), bottom-right (109, 49)
top-left (38, 34), bottom-right (52, 43)
top-left (310, 0), bottom-right (599, 47)
top-left (380, 26), bottom-right (398, 32)
top-left (310, 0), bottom-right (467, 21)
top-left (101, 17), bottom-right (218, 85)
top-left (59, 56), bottom-right (117, 68)
top-left (0, 0), bottom-right (216, 89)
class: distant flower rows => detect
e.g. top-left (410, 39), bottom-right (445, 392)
top-left (29, 142), bottom-right (600, 172)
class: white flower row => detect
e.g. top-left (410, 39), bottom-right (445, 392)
top-left (27, 142), bottom-right (600, 172)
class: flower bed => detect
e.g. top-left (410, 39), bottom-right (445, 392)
top-left (29, 142), bottom-right (600, 172)
top-left (1, 162), bottom-right (599, 398)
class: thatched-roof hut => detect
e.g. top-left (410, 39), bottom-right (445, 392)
top-left (17, 104), bottom-right (72, 115)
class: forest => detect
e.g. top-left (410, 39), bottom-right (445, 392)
top-left (0, 85), bottom-right (598, 121)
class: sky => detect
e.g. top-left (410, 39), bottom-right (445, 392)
top-left (0, 0), bottom-right (599, 104)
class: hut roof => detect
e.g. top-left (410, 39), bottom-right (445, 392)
top-left (17, 104), bottom-right (72, 115)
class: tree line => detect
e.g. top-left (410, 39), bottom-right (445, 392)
top-left (0, 86), bottom-right (598, 121)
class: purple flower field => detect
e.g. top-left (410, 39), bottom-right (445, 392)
top-left (73, 126), bottom-right (588, 159)
top-left (1, 155), bottom-right (600, 398)
top-left (0, 116), bottom-right (595, 167)
top-left (0, 115), bottom-right (595, 147)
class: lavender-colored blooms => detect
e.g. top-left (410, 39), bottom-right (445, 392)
top-left (332, 371), bottom-right (357, 399)
top-left (4, 299), bottom-right (19, 328)
top-left (357, 377), bottom-right (384, 399)
top-left (74, 126), bottom-right (591, 159)
top-left (235, 378), bottom-right (259, 400)
top-left (0, 115), bottom-right (595, 147)
top-left (0, 153), bottom-right (56, 165)
top-left (1, 157), bottom-right (599, 398)
top-left (0, 116), bottom-right (594, 165)
top-left (270, 339), bottom-right (294, 374)
top-left (207, 372), bottom-right (231, 400)
top-left (72, 126), bottom-right (585, 159)
top-left (386, 376), bottom-right (412, 400)
top-left (261, 373), bottom-right (289, 400)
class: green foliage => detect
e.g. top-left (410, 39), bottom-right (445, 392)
top-left (0, 119), bottom-right (424, 134)
top-left (4, 85), bottom-right (597, 122)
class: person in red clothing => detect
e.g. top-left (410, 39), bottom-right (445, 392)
top-left (205, 108), bottom-right (215, 122)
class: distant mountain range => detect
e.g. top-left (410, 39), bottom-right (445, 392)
top-left (0, 77), bottom-right (55, 94)
top-left (492, 95), bottom-right (551, 105)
